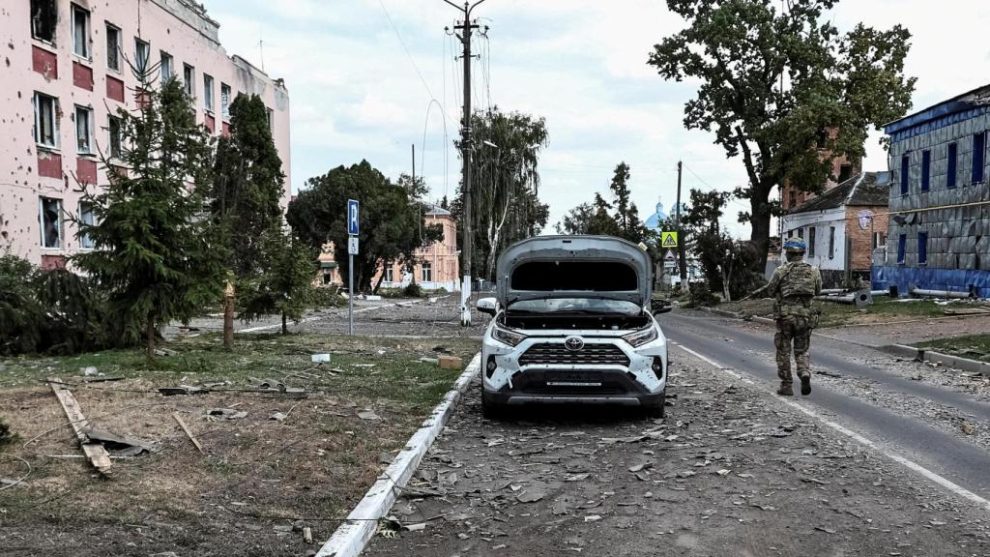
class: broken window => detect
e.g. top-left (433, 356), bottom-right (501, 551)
top-left (40, 196), bottom-right (62, 249)
top-left (75, 105), bottom-right (92, 154)
top-left (921, 150), bottom-right (931, 192)
top-left (422, 262), bottom-right (432, 283)
top-left (33, 92), bottom-right (59, 148)
top-left (897, 234), bottom-right (906, 264)
top-left (106, 23), bottom-right (121, 71)
top-left (918, 232), bottom-right (928, 265)
top-left (160, 51), bottom-right (173, 82)
top-left (79, 202), bottom-right (95, 249)
top-left (900, 153), bottom-right (909, 194)
top-left (31, 0), bottom-right (57, 44)
top-left (511, 261), bottom-right (637, 292)
top-left (838, 163), bottom-right (853, 184)
top-left (873, 232), bottom-right (886, 250)
top-left (947, 142), bottom-right (958, 188)
top-left (828, 226), bottom-right (835, 260)
top-left (71, 4), bottom-right (90, 58)
top-left (808, 226), bottom-right (816, 258)
top-left (183, 64), bottom-right (195, 97)
top-left (221, 83), bottom-right (231, 119)
top-left (134, 38), bottom-right (150, 74)
top-left (974, 132), bottom-right (986, 184)
top-left (203, 74), bottom-right (214, 112)
top-left (108, 114), bottom-right (122, 158)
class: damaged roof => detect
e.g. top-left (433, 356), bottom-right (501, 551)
top-left (885, 83), bottom-right (990, 135)
top-left (790, 172), bottom-right (889, 214)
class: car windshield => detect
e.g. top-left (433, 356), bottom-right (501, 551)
top-left (507, 297), bottom-right (641, 316)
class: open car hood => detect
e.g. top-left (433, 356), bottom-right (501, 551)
top-left (495, 235), bottom-right (653, 307)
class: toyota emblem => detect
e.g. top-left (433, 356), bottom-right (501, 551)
top-left (564, 336), bottom-right (584, 351)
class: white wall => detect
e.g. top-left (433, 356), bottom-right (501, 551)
top-left (780, 208), bottom-right (847, 272)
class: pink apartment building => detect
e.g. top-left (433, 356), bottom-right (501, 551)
top-left (1, 0), bottom-right (291, 268)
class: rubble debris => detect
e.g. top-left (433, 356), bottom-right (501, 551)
top-left (358, 410), bottom-right (382, 421)
top-left (158, 385), bottom-right (207, 396)
top-left (206, 408), bottom-right (248, 420)
top-left (48, 378), bottom-right (112, 476)
top-left (303, 527), bottom-right (314, 543)
top-left (960, 421), bottom-right (976, 435)
top-left (173, 412), bottom-right (204, 454)
top-left (84, 429), bottom-right (155, 456)
top-left (311, 353), bottom-right (331, 363)
top-left (438, 355), bottom-right (463, 369)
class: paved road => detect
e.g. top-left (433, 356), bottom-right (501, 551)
top-left (659, 310), bottom-right (990, 498)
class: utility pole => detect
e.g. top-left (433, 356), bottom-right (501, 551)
top-left (444, 0), bottom-right (487, 326)
top-left (675, 161), bottom-right (687, 286)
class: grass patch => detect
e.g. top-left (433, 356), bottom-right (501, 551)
top-left (917, 334), bottom-right (990, 362)
top-left (720, 297), bottom-right (950, 327)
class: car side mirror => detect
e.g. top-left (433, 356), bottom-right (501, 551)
top-left (476, 297), bottom-right (497, 316)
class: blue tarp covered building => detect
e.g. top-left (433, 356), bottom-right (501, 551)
top-left (873, 84), bottom-right (990, 297)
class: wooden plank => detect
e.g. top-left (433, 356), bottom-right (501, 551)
top-left (172, 412), bottom-right (204, 454)
top-left (48, 378), bottom-right (113, 475)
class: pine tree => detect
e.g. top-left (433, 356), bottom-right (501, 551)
top-left (239, 227), bottom-right (316, 334)
top-left (74, 79), bottom-right (225, 357)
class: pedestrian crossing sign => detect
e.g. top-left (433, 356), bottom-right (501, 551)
top-left (661, 231), bottom-right (678, 248)
top-left (664, 249), bottom-right (676, 261)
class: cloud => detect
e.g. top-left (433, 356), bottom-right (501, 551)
top-left (205, 0), bottom-right (990, 240)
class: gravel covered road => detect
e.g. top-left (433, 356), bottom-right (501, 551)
top-left (364, 342), bottom-right (990, 556)
top-left (662, 310), bottom-right (990, 499)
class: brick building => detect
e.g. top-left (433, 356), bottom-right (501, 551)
top-left (780, 172), bottom-right (889, 287)
top-left (2, 0), bottom-right (291, 268)
top-left (780, 129), bottom-right (861, 212)
top-left (317, 205), bottom-right (461, 292)
top-left (873, 84), bottom-right (990, 297)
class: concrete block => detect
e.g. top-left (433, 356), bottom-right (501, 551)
top-left (438, 355), bottom-right (463, 369)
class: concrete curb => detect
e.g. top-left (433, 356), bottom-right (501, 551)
top-left (920, 350), bottom-right (990, 374)
top-left (315, 353), bottom-right (482, 557)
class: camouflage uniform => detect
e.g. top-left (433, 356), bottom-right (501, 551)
top-left (765, 254), bottom-right (822, 394)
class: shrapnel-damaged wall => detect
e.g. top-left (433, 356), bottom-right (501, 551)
top-left (874, 85), bottom-right (990, 296)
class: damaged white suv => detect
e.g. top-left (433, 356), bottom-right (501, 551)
top-left (476, 235), bottom-right (670, 418)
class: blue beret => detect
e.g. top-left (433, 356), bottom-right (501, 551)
top-left (784, 239), bottom-right (807, 252)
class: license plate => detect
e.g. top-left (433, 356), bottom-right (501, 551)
top-left (546, 381), bottom-right (602, 387)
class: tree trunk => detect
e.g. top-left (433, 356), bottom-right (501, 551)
top-left (372, 262), bottom-right (387, 294)
top-left (223, 281), bottom-right (235, 350)
top-left (146, 315), bottom-right (156, 359)
top-left (748, 193), bottom-right (773, 273)
top-left (281, 312), bottom-right (287, 335)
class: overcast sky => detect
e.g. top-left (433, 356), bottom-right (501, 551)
top-left (206, 0), bottom-right (990, 238)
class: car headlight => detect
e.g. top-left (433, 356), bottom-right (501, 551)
top-left (622, 325), bottom-right (658, 347)
top-left (492, 322), bottom-right (526, 347)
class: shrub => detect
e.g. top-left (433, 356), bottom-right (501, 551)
top-left (311, 285), bottom-right (344, 308)
top-left (403, 282), bottom-right (424, 298)
top-left (688, 282), bottom-right (721, 308)
top-left (0, 417), bottom-right (16, 448)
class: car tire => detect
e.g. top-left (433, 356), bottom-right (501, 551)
top-left (481, 389), bottom-right (506, 420)
top-left (643, 389), bottom-right (666, 419)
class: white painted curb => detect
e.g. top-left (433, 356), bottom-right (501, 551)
top-left (315, 353), bottom-right (482, 557)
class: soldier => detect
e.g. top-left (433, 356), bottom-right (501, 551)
top-left (765, 239), bottom-right (822, 396)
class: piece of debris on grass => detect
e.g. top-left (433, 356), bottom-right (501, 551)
top-left (207, 408), bottom-right (248, 420)
top-left (159, 385), bottom-right (207, 396)
top-left (961, 421), bottom-right (976, 435)
top-left (49, 378), bottom-right (113, 476)
top-left (85, 429), bottom-right (155, 457)
top-left (173, 412), bottom-right (204, 454)
top-left (311, 353), bottom-right (331, 363)
top-left (358, 410), bottom-right (382, 421)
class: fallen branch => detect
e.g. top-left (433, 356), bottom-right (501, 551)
top-left (173, 412), bottom-right (204, 454)
top-left (0, 456), bottom-right (32, 491)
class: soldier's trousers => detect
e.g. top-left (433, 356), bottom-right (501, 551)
top-left (775, 316), bottom-right (811, 383)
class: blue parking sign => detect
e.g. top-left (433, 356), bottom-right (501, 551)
top-left (347, 199), bottom-right (359, 235)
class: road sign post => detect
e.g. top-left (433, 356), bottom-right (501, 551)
top-left (347, 200), bottom-right (359, 336)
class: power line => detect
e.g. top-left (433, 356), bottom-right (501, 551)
top-left (377, 0), bottom-right (436, 100)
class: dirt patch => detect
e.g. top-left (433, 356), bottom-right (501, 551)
top-left (0, 334), bottom-right (479, 556)
top-left (363, 348), bottom-right (990, 556)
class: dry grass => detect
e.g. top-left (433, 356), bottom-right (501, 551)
top-left (0, 333), bottom-right (479, 556)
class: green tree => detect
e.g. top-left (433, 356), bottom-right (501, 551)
top-left (556, 202), bottom-right (595, 235)
top-left (212, 94), bottom-right (286, 277)
top-left (286, 161), bottom-right (440, 293)
top-left (608, 162), bottom-right (649, 243)
top-left (648, 0), bottom-right (915, 267)
top-left (239, 227), bottom-right (317, 334)
top-left (451, 109), bottom-right (550, 280)
top-left (0, 253), bottom-right (43, 355)
top-left (75, 79), bottom-right (224, 357)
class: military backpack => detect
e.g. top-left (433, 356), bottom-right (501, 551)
top-left (778, 262), bottom-right (818, 299)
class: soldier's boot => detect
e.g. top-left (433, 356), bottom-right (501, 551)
top-left (795, 348), bottom-right (811, 396)
top-left (776, 382), bottom-right (793, 396)
top-left (799, 374), bottom-right (811, 396)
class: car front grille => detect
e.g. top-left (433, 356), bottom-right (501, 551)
top-left (519, 342), bottom-right (630, 367)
